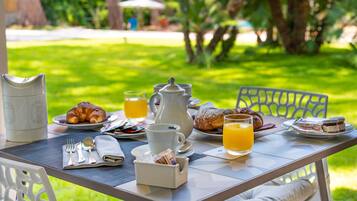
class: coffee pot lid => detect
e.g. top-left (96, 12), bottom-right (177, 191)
top-left (160, 77), bottom-right (184, 93)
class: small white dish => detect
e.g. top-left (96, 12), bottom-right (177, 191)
top-left (131, 144), bottom-right (195, 159)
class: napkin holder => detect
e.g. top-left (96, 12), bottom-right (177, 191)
top-left (1, 74), bottom-right (48, 142)
top-left (134, 157), bottom-right (188, 189)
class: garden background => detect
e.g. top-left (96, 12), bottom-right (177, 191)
top-left (3, 0), bottom-right (357, 200)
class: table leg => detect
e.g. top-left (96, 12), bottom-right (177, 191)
top-left (315, 159), bottom-right (332, 201)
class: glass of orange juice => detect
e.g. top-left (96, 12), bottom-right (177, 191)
top-left (223, 114), bottom-right (254, 156)
top-left (124, 91), bottom-right (148, 122)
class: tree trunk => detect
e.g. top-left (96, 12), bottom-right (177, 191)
top-left (268, 0), bottom-right (309, 54)
top-left (107, 0), bottom-right (123, 30)
top-left (179, 0), bottom-right (195, 63)
top-left (266, 20), bottom-right (274, 43)
top-left (255, 30), bottom-right (263, 45)
top-left (206, 26), bottom-right (228, 53)
top-left (205, 0), bottom-right (243, 54)
top-left (150, 10), bottom-right (160, 26)
top-left (195, 30), bottom-right (205, 56)
top-left (267, 0), bottom-right (292, 52)
top-left (310, 0), bottom-right (333, 54)
top-left (183, 28), bottom-right (195, 63)
top-left (227, 0), bottom-right (244, 18)
top-left (216, 26), bottom-right (238, 61)
top-left (17, 0), bottom-right (47, 26)
top-left (291, 0), bottom-right (309, 53)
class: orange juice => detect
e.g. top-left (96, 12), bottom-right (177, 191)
top-left (124, 98), bottom-right (148, 119)
top-left (223, 122), bottom-right (254, 152)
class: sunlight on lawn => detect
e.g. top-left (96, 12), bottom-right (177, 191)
top-left (7, 39), bottom-right (356, 200)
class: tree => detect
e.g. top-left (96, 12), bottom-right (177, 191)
top-left (267, 0), bottom-right (309, 54)
top-left (242, 0), bottom-right (278, 46)
top-left (107, 0), bottom-right (123, 29)
top-left (178, 0), bottom-right (244, 64)
top-left (267, 0), bottom-right (357, 54)
top-left (17, 0), bottom-right (47, 26)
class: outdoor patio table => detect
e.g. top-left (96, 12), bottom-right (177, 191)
top-left (0, 115), bottom-right (356, 201)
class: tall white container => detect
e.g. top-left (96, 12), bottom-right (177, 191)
top-left (1, 74), bottom-right (48, 142)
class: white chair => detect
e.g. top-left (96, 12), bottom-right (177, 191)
top-left (235, 86), bottom-right (331, 201)
top-left (0, 157), bottom-right (56, 201)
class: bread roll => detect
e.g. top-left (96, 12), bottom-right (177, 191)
top-left (194, 107), bottom-right (263, 131)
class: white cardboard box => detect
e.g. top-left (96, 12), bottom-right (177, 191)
top-left (134, 157), bottom-right (189, 189)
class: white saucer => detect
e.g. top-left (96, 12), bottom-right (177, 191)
top-left (131, 144), bottom-right (195, 159)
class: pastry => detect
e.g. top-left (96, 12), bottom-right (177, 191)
top-left (321, 117), bottom-right (345, 133)
top-left (194, 107), bottom-right (263, 131)
top-left (66, 102), bottom-right (106, 124)
top-left (154, 149), bottom-right (177, 165)
top-left (294, 116), bottom-right (346, 133)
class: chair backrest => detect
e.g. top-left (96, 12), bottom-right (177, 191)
top-left (236, 86), bottom-right (328, 118)
top-left (0, 157), bottom-right (56, 201)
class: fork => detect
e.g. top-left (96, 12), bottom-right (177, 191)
top-left (65, 138), bottom-right (76, 166)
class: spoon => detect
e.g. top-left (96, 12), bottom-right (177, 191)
top-left (82, 137), bottom-right (96, 164)
top-left (178, 141), bottom-right (192, 154)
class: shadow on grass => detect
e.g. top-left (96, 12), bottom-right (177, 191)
top-left (333, 187), bottom-right (357, 201)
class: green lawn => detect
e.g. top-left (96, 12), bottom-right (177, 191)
top-left (7, 39), bottom-right (357, 201)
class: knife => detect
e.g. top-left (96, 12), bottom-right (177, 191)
top-left (77, 143), bottom-right (86, 163)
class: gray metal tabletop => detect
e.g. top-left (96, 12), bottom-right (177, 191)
top-left (0, 115), bottom-right (356, 201)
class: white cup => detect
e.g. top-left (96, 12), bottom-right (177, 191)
top-left (145, 123), bottom-right (186, 155)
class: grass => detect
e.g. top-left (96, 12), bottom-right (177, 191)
top-left (7, 38), bottom-right (357, 200)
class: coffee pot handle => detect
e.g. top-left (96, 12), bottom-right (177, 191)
top-left (176, 132), bottom-right (186, 148)
top-left (149, 92), bottom-right (162, 116)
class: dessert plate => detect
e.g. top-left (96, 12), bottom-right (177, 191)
top-left (289, 124), bottom-right (354, 139)
top-left (283, 118), bottom-right (354, 139)
top-left (282, 118), bottom-right (323, 128)
top-left (53, 114), bottom-right (112, 130)
top-left (131, 144), bottom-right (195, 159)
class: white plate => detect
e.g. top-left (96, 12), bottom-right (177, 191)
top-left (282, 118), bottom-right (354, 138)
top-left (103, 131), bottom-right (146, 139)
top-left (52, 113), bottom-right (111, 130)
top-left (131, 144), bottom-right (195, 159)
top-left (282, 118), bottom-right (324, 128)
top-left (188, 98), bottom-right (200, 108)
top-left (290, 124), bottom-right (354, 139)
top-left (193, 128), bottom-right (223, 137)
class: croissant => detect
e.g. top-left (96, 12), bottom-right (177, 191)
top-left (66, 102), bottom-right (106, 124)
top-left (194, 107), bottom-right (263, 131)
